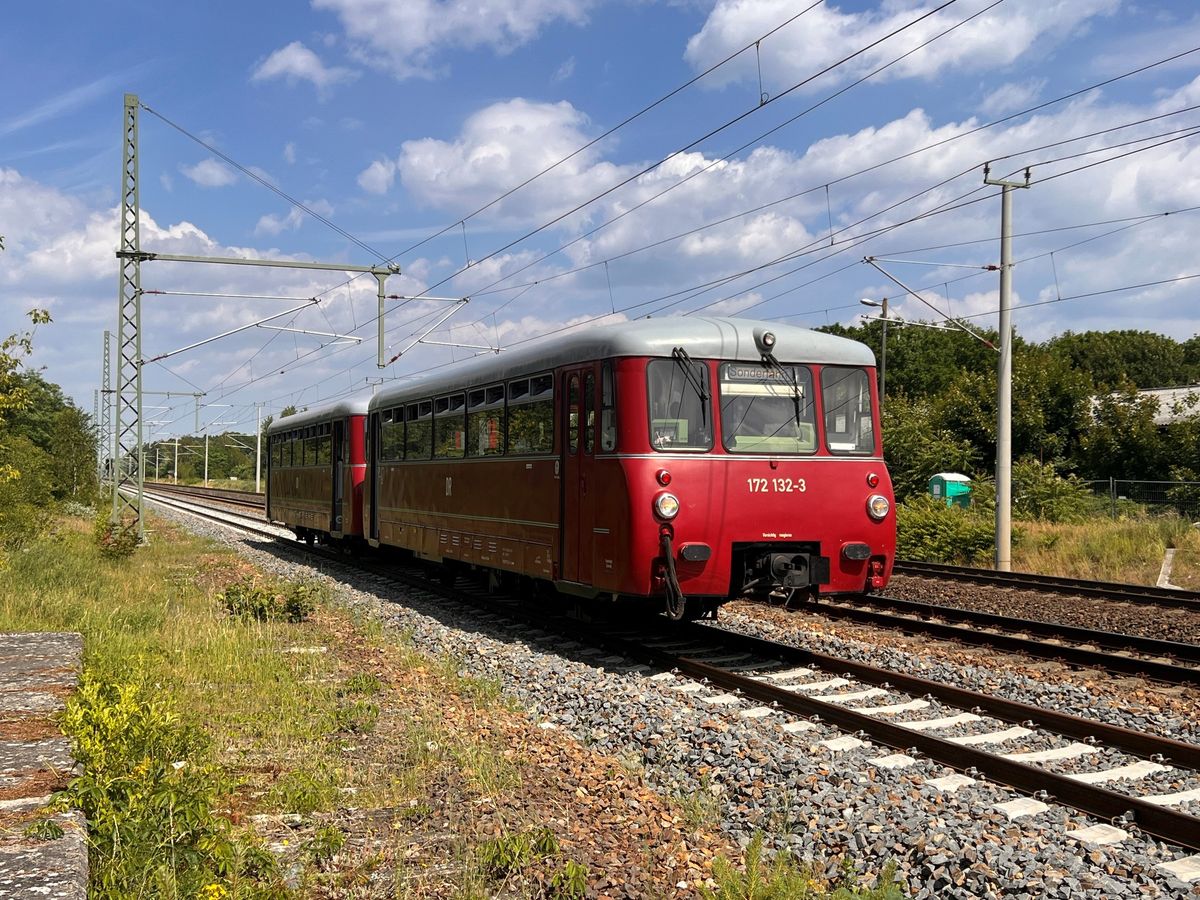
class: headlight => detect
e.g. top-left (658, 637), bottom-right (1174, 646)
top-left (867, 494), bottom-right (890, 520)
top-left (654, 492), bottom-right (680, 519)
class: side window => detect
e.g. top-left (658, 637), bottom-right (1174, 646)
top-left (434, 394), bottom-right (466, 458)
top-left (467, 384), bottom-right (505, 457)
top-left (568, 375), bottom-right (580, 455)
top-left (406, 401), bottom-right (432, 459)
top-left (601, 361), bottom-right (617, 452)
top-left (382, 408), bottom-right (405, 461)
top-left (507, 374), bottom-right (554, 454)
top-left (821, 366), bottom-right (876, 455)
top-left (584, 372), bottom-right (595, 454)
top-left (316, 424), bottom-right (332, 466)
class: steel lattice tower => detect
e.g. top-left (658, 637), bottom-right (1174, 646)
top-left (111, 94), bottom-right (145, 540)
top-left (98, 329), bottom-right (112, 486)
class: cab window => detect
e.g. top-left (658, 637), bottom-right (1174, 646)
top-left (646, 358), bottom-right (712, 452)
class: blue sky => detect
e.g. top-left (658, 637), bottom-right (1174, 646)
top-left (1, 0), bottom-right (1198, 437)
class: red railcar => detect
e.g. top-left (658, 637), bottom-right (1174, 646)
top-left (266, 398), bottom-right (369, 545)
top-left (365, 317), bottom-right (894, 619)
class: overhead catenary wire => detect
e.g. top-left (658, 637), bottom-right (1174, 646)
top-left (163, 48), bottom-right (1200, 415)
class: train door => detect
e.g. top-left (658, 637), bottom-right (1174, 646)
top-left (368, 412), bottom-right (380, 542)
top-left (561, 366), bottom-right (597, 584)
top-left (332, 419), bottom-right (345, 536)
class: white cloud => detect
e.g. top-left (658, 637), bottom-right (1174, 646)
top-left (395, 98), bottom-right (625, 219)
top-left (685, 0), bottom-right (1120, 92)
top-left (314, 0), bottom-right (595, 79)
top-left (283, 142), bottom-right (297, 164)
top-left (981, 79), bottom-right (1047, 116)
top-left (357, 158), bottom-right (397, 195)
top-left (180, 158), bottom-right (237, 188)
top-left (553, 56), bottom-right (576, 82)
top-left (251, 41), bottom-right (358, 95)
top-left (254, 200), bottom-right (334, 236)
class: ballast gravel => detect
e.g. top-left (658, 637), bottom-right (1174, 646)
top-left (157, 509), bottom-right (1200, 898)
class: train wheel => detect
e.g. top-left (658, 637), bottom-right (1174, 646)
top-left (304, 531), bottom-right (314, 548)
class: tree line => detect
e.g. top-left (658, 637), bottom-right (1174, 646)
top-left (819, 320), bottom-right (1200, 503)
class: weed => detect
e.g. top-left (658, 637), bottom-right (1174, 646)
top-left (340, 672), bottom-right (381, 696)
top-left (57, 673), bottom-right (286, 898)
top-left (676, 776), bottom-right (721, 832)
top-left (304, 823), bottom-right (346, 862)
top-left (475, 826), bottom-right (559, 882)
top-left (702, 834), bottom-right (904, 900)
top-left (22, 818), bottom-right (64, 841)
top-left (220, 575), bottom-right (324, 623)
top-left (548, 859), bottom-right (589, 898)
top-left (282, 579), bottom-right (326, 622)
top-left (334, 699), bottom-right (379, 734)
top-left (266, 768), bottom-right (337, 815)
top-left (92, 513), bottom-right (138, 560)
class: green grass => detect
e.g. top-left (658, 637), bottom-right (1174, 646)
top-left (1012, 514), bottom-right (1200, 586)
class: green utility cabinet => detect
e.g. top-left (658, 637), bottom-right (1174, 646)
top-left (929, 472), bottom-right (972, 508)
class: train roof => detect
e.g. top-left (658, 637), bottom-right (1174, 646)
top-left (369, 316), bottom-right (874, 410)
top-left (266, 396), bottom-right (371, 435)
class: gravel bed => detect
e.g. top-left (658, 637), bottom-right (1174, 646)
top-left (155, 508), bottom-right (1200, 898)
top-left (886, 575), bottom-right (1200, 645)
top-left (721, 603), bottom-right (1200, 746)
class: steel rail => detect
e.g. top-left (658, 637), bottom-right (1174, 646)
top-left (832, 594), bottom-right (1200, 663)
top-left (895, 560), bottom-right (1200, 610)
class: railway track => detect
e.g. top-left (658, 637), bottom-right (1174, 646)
top-left (790, 593), bottom-right (1200, 688)
top-left (144, 487), bottom-right (1200, 860)
top-left (146, 482), bottom-right (1200, 686)
top-left (894, 559), bottom-right (1200, 611)
top-left (144, 481), bottom-right (266, 510)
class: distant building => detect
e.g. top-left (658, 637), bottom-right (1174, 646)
top-left (1134, 386), bottom-right (1200, 425)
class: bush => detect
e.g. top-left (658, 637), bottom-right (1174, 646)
top-left (896, 495), bottom-right (996, 564)
top-left (93, 514), bottom-right (139, 560)
top-left (57, 674), bottom-right (285, 898)
top-left (219, 576), bottom-right (324, 623)
top-left (1011, 458), bottom-right (1092, 523)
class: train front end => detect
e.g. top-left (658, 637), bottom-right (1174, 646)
top-left (618, 323), bottom-right (894, 619)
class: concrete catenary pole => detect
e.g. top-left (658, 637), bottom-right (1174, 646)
top-left (984, 166), bottom-right (1030, 572)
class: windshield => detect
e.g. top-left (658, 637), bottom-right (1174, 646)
top-left (646, 358), bottom-right (713, 451)
top-left (719, 362), bottom-right (816, 454)
top-left (821, 366), bottom-right (876, 455)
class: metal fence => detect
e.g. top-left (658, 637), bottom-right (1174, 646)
top-left (1086, 479), bottom-right (1200, 519)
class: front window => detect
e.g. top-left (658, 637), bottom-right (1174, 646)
top-left (646, 357), bottom-right (713, 451)
top-left (821, 366), bottom-right (876, 455)
top-left (720, 362), bottom-right (816, 454)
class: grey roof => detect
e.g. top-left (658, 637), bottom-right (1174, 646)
top-left (370, 316), bottom-right (875, 411)
top-left (267, 395), bottom-right (371, 435)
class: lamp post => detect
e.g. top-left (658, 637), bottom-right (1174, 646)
top-left (860, 297), bottom-right (889, 405)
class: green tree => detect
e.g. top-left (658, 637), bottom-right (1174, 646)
top-left (1046, 330), bottom-right (1190, 389)
top-left (50, 405), bottom-right (98, 501)
top-left (881, 394), bottom-right (978, 501)
top-left (1076, 390), bottom-right (1163, 480)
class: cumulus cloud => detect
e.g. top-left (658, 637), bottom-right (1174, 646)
top-left (283, 142), bottom-right (297, 164)
top-left (180, 158), bottom-right (237, 188)
top-left (685, 0), bottom-right (1119, 92)
top-left (254, 200), bottom-right (334, 236)
top-left (314, 0), bottom-right (595, 79)
top-left (357, 158), bottom-right (397, 195)
top-left (251, 41), bottom-right (358, 95)
top-left (981, 79), bottom-right (1047, 117)
top-left (395, 98), bottom-right (625, 220)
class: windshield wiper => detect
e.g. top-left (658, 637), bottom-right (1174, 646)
top-left (764, 354), bottom-right (803, 428)
top-left (671, 347), bottom-right (708, 428)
